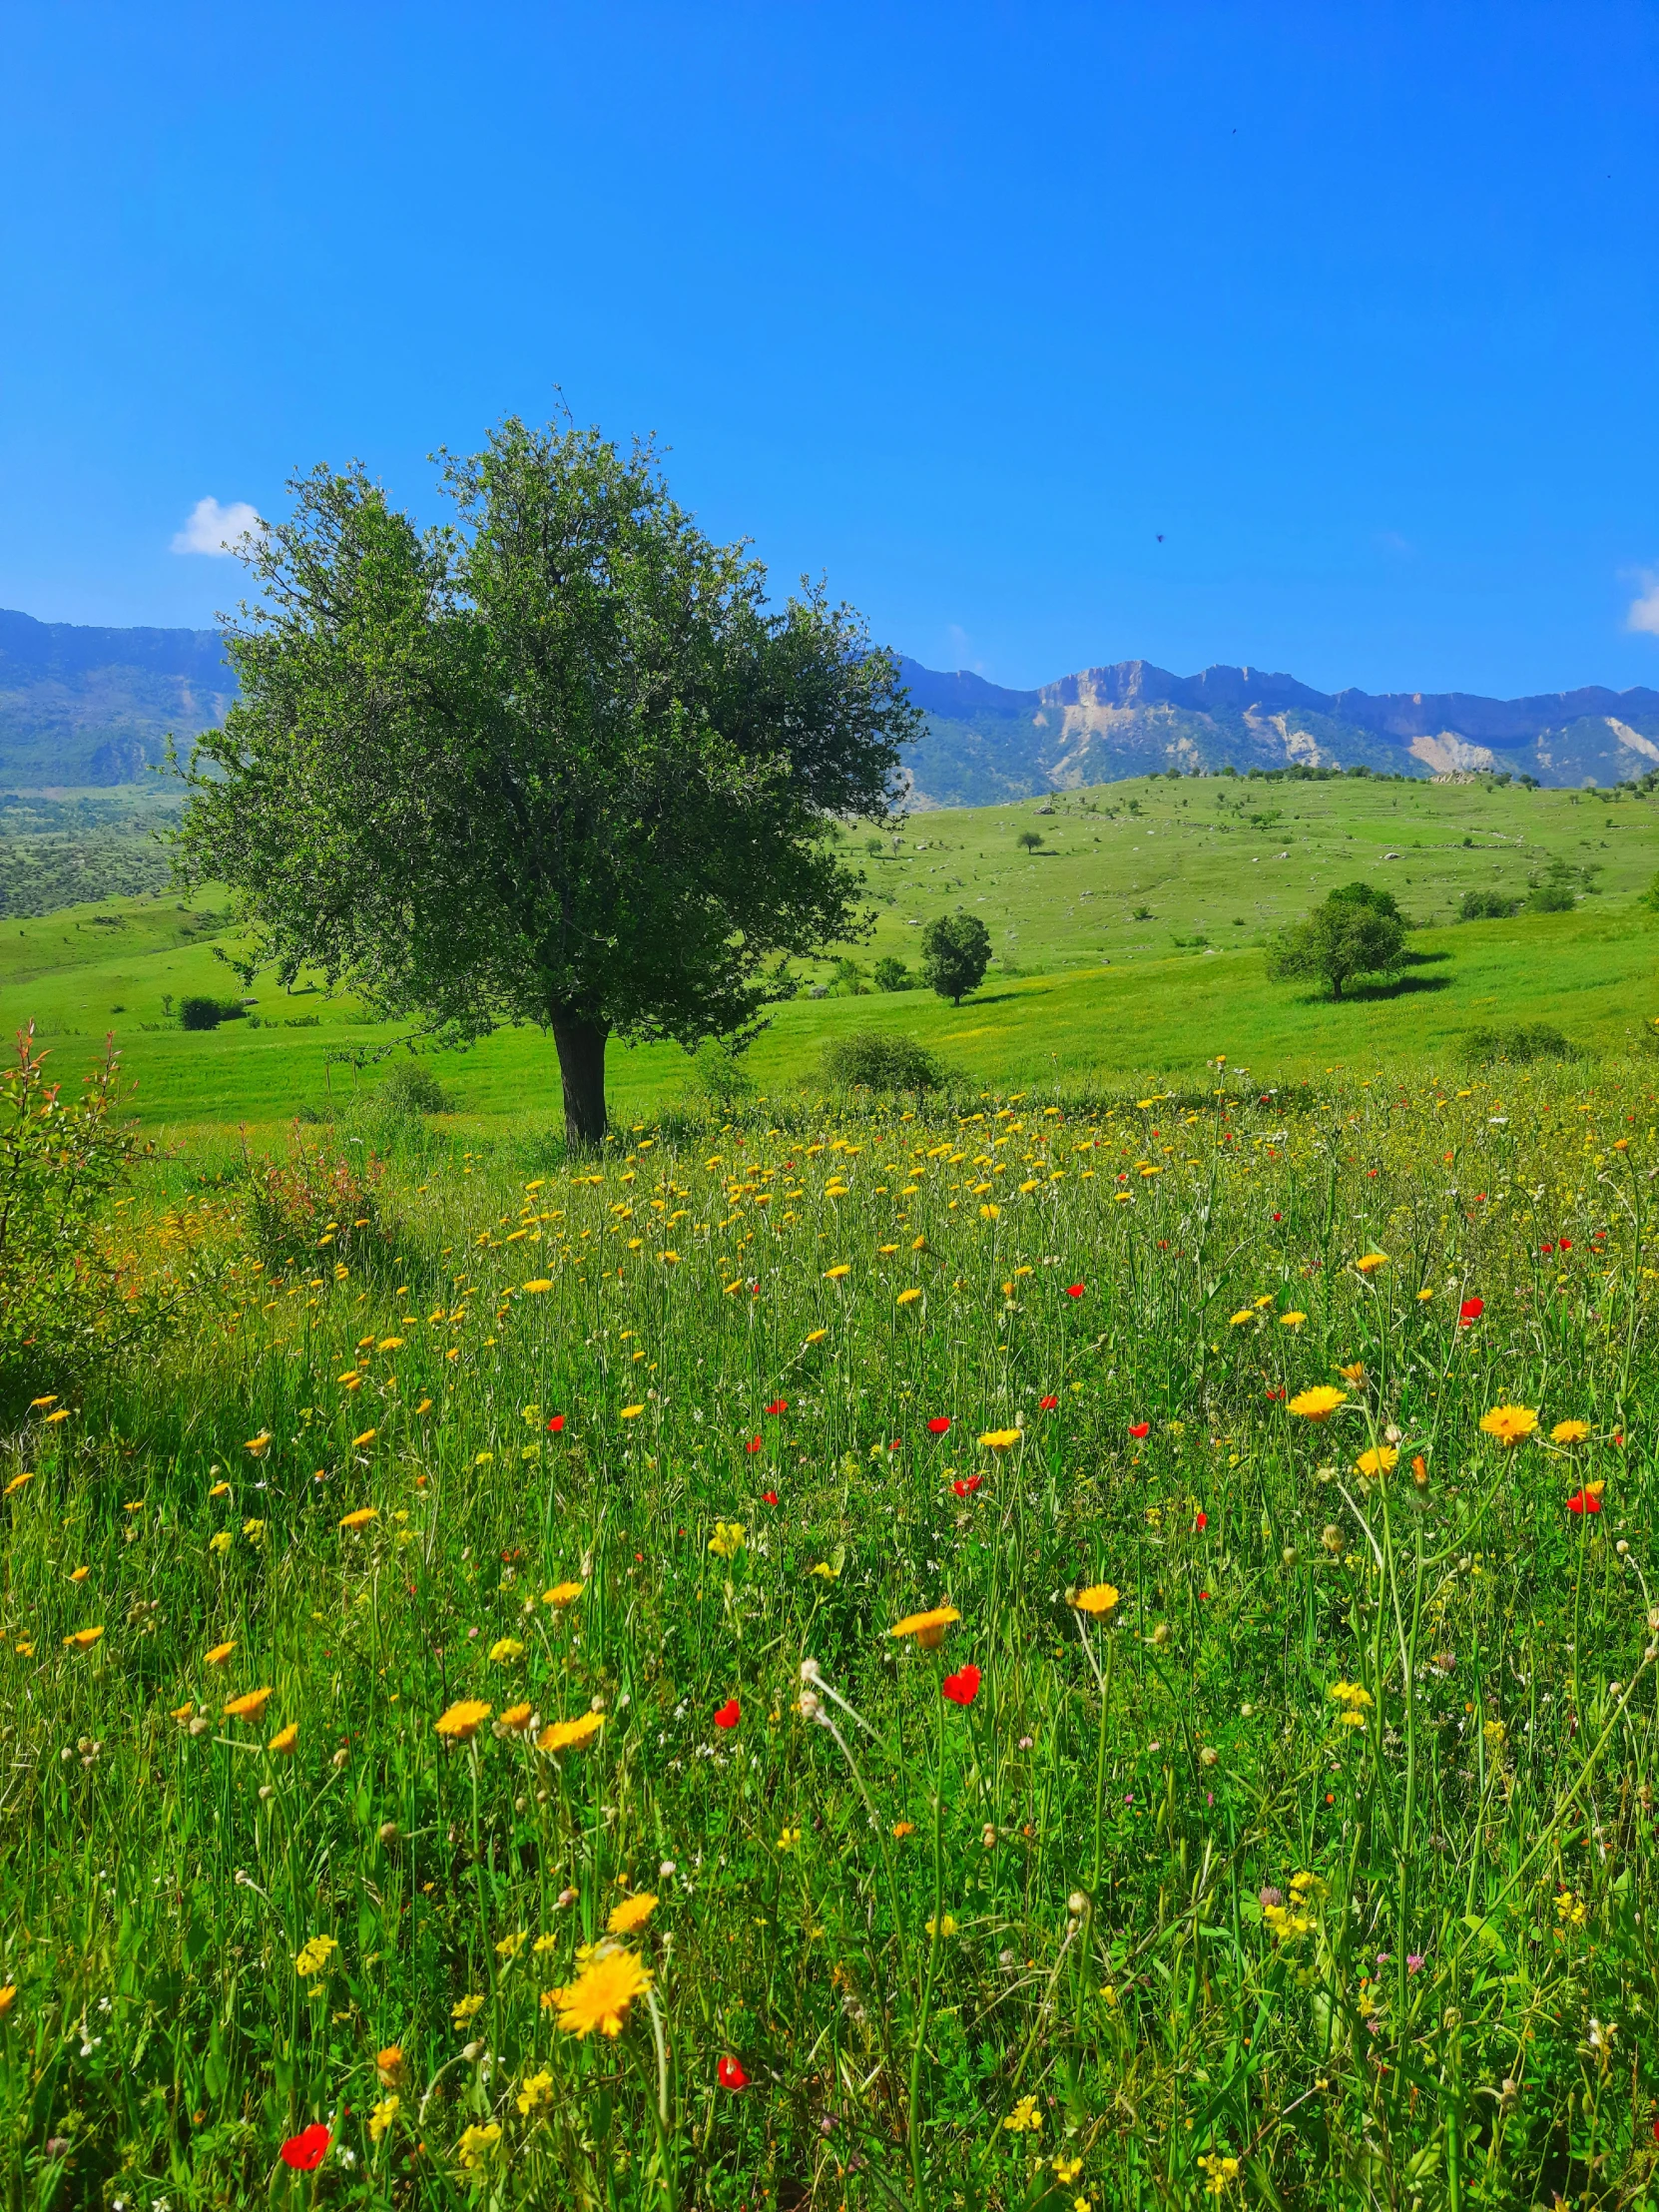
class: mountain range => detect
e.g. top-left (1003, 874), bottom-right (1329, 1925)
top-left (3, 605), bottom-right (1657, 803)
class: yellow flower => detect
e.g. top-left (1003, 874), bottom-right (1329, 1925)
top-left (434, 1698), bottom-right (491, 1742)
top-left (0, 1985), bottom-right (15, 2017)
top-left (1329, 1681), bottom-right (1373, 1709)
top-left (708, 1520), bottom-right (745, 1560)
top-left (209, 1531), bottom-right (233, 1555)
top-left (369, 2093), bottom-right (400, 2143)
top-left (1072, 1583), bottom-right (1120, 1615)
top-left (489, 1637), bottom-right (524, 1663)
top-left (1288, 1385), bottom-right (1347, 1421)
top-left (28, 1396), bottom-right (56, 1410)
top-left (1338, 1362), bottom-right (1367, 1381)
top-left (1002, 2094), bottom-right (1041, 2132)
top-left (3, 1472), bottom-right (34, 1497)
top-left (1279, 1311), bottom-right (1307, 1328)
top-left (539, 1712), bottom-right (604, 1754)
top-left (43, 1409), bottom-right (70, 1424)
top-left (1551, 1418), bottom-right (1591, 1444)
top-left (69, 1565), bottom-right (89, 1584)
top-left (550, 1946), bottom-right (652, 2037)
top-left (620, 1404), bottom-right (646, 1420)
top-left (242, 1519), bottom-right (265, 1543)
top-left (522, 1280), bottom-right (552, 1294)
top-left (294, 1935), bottom-right (337, 1975)
top-left (777, 1827), bottom-right (802, 1853)
top-left (892, 1821), bottom-right (915, 1838)
top-left (375, 2045), bottom-right (407, 2088)
top-left (607, 1892), bottom-right (658, 1935)
top-left (896, 1287), bottom-right (923, 1307)
top-left (543, 1580), bottom-right (584, 1608)
top-left (1228, 1310), bottom-right (1256, 1327)
top-left (350, 1429), bottom-right (377, 1448)
top-left (60, 1624), bottom-right (104, 1653)
top-left (1480, 1403), bottom-right (1539, 1447)
top-left (245, 1432), bottom-right (273, 1457)
top-left (978, 1428), bottom-right (1021, 1450)
top-left (1199, 2152), bottom-right (1241, 2197)
top-left (925, 1914), bottom-right (958, 1938)
top-left (979, 1203), bottom-right (1000, 1221)
top-left (825, 1264), bottom-right (852, 1280)
top-left (339, 1507), bottom-right (377, 1530)
top-left (1354, 1446), bottom-right (1397, 1477)
top-left (516, 2069), bottom-right (554, 2117)
top-left (805, 1328), bottom-right (829, 1345)
top-left (205, 1640), bottom-right (236, 1666)
top-left (225, 1686), bottom-right (274, 1723)
top-left (452, 1991), bottom-right (485, 2026)
top-left (269, 1721), bottom-right (299, 1755)
top-left (890, 1605), bottom-right (960, 1650)
top-left (1355, 1253), bottom-right (1388, 1273)
top-left (209, 1479), bottom-right (231, 1498)
top-left (170, 1701), bottom-right (194, 1722)
top-left (498, 1702), bottom-right (533, 1732)
top-left (495, 1930), bottom-right (527, 1958)
top-left (457, 2121), bottom-right (502, 2170)
top-left (1054, 2156), bottom-right (1083, 2184)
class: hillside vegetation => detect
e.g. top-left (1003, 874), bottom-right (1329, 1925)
top-left (4, 773), bottom-right (1657, 1139)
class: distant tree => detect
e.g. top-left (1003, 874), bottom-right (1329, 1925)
top-left (872, 955), bottom-right (912, 992)
top-left (1016, 829), bottom-right (1044, 852)
top-left (1327, 879), bottom-right (1403, 921)
top-left (1641, 869), bottom-right (1659, 915)
top-left (919, 912), bottom-right (991, 1006)
top-left (1266, 888), bottom-right (1407, 1000)
top-left (177, 418), bottom-right (919, 1148)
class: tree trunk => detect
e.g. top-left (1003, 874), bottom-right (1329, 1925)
top-left (551, 1011), bottom-right (609, 1152)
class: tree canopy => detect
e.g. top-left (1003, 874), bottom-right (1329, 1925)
top-left (178, 419), bottom-right (920, 1145)
top-left (920, 911), bottom-right (992, 1005)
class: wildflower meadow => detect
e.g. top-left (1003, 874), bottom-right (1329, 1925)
top-left (5, 1046), bottom-right (1659, 2209)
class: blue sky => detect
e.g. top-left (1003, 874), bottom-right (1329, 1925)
top-left (2, 0), bottom-right (1656, 697)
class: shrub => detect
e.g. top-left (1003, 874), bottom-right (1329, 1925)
top-left (178, 995), bottom-right (225, 1031)
top-left (376, 1060), bottom-right (454, 1117)
top-left (1457, 889), bottom-right (1520, 920)
top-left (1458, 1022), bottom-right (1576, 1066)
top-left (686, 1043), bottom-right (756, 1109)
top-left (872, 956), bottom-right (912, 993)
top-left (0, 1026), bottom-right (165, 1404)
top-left (242, 1124), bottom-right (394, 1276)
top-left (819, 1030), bottom-right (942, 1093)
top-left (1526, 882), bottom-right (1576, 914)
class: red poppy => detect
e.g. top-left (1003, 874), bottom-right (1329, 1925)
top-left (1265, 1386), bottom-right (1285, 1401)
top-left (927, 1416), bottom-right (951, 1434)
top-left (889, 1438), bottom-right (900, 1451)
top-left (546, 1413), bottom-right (565, 1433)
top-left (1038, 1394), bottom-right (1059, 1410)
top-left (941, 1664), bottom-right (981, 1706)
top-left (279, 2125), bottom-right (331, 2172)
top-left (744, 1436), bottom-right (763, 1454)
top-left (1272, 1211), bottom-right (1283, 1222)
top-left (1194, 1510), bottom-right (1208, 1531)
top-left (1567, 1489), bottom-right (1602, 1516)
top-left (1128, 1421), bottom-right (1150, 1439)
top-left (761, 1490), bottom-right (779, 1506)
top-left (1559, 1237), bottom-right (1572, 1251)
top-left (1458, 1298), bottom-right (1483, 1327)
top-left (765, 1398), bottom-right (789, 1416)
top-left (718, 2056), bottom-right (749, 2090)
top-left (1540, 1241), bottom-right (1554, 1255)
top-left (1065, 1283), bottom-right (1085, 1298)
top-left (1198, 1589), bottom-right (1211, 1601)
top-left (952, 1474), bottom-right (983, 1497)
top-left (714, 1698), bottom-right (741, 1729)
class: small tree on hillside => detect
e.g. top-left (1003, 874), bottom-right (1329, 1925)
top-left (176, 419), bottom-right (920, 1148)
top-left (1016, 829), bottom-right (1044, 852)
top-left (1266, 884), bottom-right (1407, 1000)
top-left (920, 911), bottom-right (992, 1005)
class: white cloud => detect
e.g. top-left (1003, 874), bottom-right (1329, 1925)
top-left (171, 496), bottom-right (261, 556)
top-left (1628, 570), bottom-right (1659, 637)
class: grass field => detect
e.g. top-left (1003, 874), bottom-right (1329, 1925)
top-left (5, 776), bottom-right (1659, 2208)
top-left (4, 775), bottom-right (1659, 1141)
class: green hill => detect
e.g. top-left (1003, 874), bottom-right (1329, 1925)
top-left (4, 772), bottom-right (1657, 1137)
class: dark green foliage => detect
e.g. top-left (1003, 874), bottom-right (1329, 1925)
top-left (177, 418), bottom-right (918, 1149)
top-left (1459, 1022), bottom-right (1576, 1065)
top-left (375, 1060), bottom-right (454, 1116)
top-left (871, 956), bottom-right (912, 992)
top-left (918, 911), bottom-right (992, 1005)
top-left (1015, 829), bottom-right (1043, 852)
top-left (1266, 885), bottom-right (1408, 999)
top-left (178, 996), bottom-right (232, 1031)
top-left (818, 1029), bottom-right (942, 1092)
top-left (1457, 888), bottom-right (1521, 920)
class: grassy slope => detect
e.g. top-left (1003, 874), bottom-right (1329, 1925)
top-left (3, 776), bottom-right (1657, 1136)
